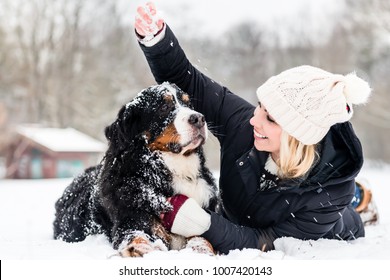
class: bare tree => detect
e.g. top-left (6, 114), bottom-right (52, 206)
top-left (0, 0), bottom-right (155, 140)
top-left (338, 0), bottom-right (390, 161)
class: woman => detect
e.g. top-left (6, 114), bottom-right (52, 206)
top-left (134, 3), bottom-right (376, 254)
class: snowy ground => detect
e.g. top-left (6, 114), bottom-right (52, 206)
top-left (0, 164), bottom-right (389, 261)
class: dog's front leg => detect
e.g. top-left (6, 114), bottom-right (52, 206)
top-left (185, 236), bottom-right (215, 256)
top-left (117, 230), bottom-right (168, 257)
top-left (119, 234), bottom-right (164, 257)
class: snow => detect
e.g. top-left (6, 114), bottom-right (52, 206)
top-left (1, 165), bottom-right (389, 280)
top-left (0, 164), bottom-right (389, 261)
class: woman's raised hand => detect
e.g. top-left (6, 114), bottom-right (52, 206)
top-left (135, 2), bottom-right (164, 38)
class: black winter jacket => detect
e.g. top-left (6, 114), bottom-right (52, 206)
top-left (139, 25), bottom-right (365, 254)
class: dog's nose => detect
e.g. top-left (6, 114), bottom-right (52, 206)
top-left (188, 113), bottom-right (205, 128)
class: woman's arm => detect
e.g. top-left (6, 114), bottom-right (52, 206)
top-left (135, 4), bottom-right (254, 145)
top-left (203, 212), bottom-right (278, 254)
top-left (140, 25), bottom-right (254, 143)
top-left (162, 195), bottom-right (278, 254)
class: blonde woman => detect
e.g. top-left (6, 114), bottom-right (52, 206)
top-left (134, 3), bottom-right (377, 254)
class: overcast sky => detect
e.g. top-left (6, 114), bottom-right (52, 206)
top-left (121, 0), bottom-right (342, 38)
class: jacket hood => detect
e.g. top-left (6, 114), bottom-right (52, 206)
top-left (279, 122), bottom-right (364, 193)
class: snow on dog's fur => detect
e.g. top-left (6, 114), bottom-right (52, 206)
top-left (53, 83), bottom-right (219, 257)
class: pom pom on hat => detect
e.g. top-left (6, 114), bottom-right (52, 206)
top-left (343, 72), bottom-right (372, 105)
top-left (256, 65), bottom-right (372, 145)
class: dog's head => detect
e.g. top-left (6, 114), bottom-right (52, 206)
top-left (105, 83), bottom-right (207, 156)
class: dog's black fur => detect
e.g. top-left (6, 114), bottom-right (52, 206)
top-left (53, 83), bottom-right (218, 256)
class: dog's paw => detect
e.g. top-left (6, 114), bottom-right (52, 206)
top-left (186, 236), bottom-right (215, 256)
top-left (120, 236), bottom-right (167, 257)
top-left (120, 236), bottom-right (154, 257)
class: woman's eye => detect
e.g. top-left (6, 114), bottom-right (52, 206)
top-left (267, 115), bottom-right (275, 123)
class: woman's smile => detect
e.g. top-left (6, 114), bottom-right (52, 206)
top-left (253, 129), bottom-right (268, 140)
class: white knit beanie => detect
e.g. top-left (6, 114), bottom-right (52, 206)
top-left (256, 65), bottom-right (372, 145)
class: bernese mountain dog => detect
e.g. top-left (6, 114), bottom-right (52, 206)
top-left (53, 83), bottom-right (219, 257)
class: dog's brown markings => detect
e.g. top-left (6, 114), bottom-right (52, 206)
top-left (120, 236), bottom-right (154, 257)
top-left (186, 236), bottom-right (215, 256)
top-left (152, 221), bottom-right (172, 245)
top-left (181, 94), bottom-right (190, 103)
top-left (120, 221), bottom-right (174, 257)
top-left (148, 124), bottom-right (180, 152)
top-left (163, 94), bottom-right (174, 102)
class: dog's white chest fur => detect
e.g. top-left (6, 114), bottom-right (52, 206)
top-left (160, 152), bottom-right (214, 208)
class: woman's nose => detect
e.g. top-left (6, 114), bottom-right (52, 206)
top-left (250, 114), bottom-right (261, 128)
top-left (249, 115), bottom-right (255, 126)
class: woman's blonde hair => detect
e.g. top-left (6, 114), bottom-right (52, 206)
top-left (276, 130), bottom-right (318, 179)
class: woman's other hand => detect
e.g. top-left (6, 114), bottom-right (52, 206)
top-left (135, 2), bottom-right (164, 39)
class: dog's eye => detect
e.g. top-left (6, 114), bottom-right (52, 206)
top-left (161, 104), bottom-right (170, 112)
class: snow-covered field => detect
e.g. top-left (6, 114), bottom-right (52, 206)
top-left (1, 164), bottom-right (389, 261)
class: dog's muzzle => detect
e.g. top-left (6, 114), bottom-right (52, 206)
top-left (167, 113), bottom-right (207, 155)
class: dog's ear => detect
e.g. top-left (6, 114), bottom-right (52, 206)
top-left (105, 104), bottom-right (142, 150)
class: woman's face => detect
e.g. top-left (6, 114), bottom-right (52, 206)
top-left (249, 102), bottom-right (282, 160)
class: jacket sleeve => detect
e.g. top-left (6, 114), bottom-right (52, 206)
top-left (201, 212), bottom-right (279, 254)
top-left (139, 25), bottom-right (255, 145)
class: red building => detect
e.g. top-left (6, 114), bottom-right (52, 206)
top-left (6, 125), bottom-right (106, 179)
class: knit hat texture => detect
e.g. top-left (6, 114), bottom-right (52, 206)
top-left (256, 65), bottom-right (371, 145)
